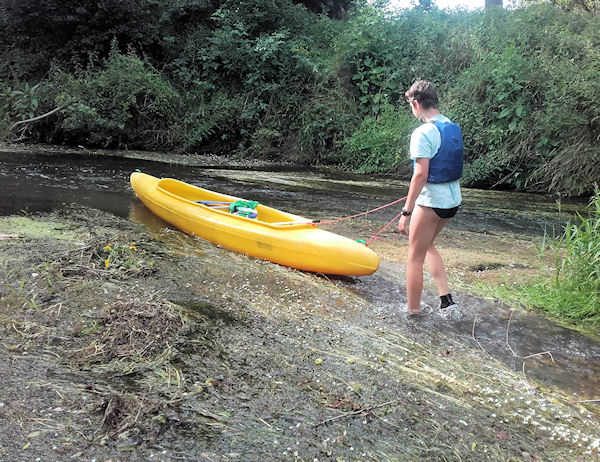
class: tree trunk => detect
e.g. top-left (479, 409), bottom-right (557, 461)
top-left (485, 0), bottom-right (503, 8)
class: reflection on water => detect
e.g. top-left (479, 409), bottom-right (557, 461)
top-left (1, 150), bottom-right (598, 401)
top-left (129, 201), bottom-right (173, 234)
top-left (129, 202), bottom-right (207, 259)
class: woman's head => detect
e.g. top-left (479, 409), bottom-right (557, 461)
top-left (405, 80), bottom-right (439, 110)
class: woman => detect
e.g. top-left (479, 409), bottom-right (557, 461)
top-left (398, 80), bottom-right (463, 315)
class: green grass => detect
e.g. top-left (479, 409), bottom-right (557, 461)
top-left (475, 276), bottom-right (600, 328)
top-left (475, 188), bottom-right (600, 331)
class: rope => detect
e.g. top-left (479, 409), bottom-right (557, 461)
top-left (365, 211), bottom-right (405, 246)
top-left (313, 196), bottom-right (407, 247)
top-left (314, 196), bottom-right (407, 226)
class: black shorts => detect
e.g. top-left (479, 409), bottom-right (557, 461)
top-left (431, 206), bottom-right (459, 219)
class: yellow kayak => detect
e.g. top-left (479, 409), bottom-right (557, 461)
top-left (130, 172), bottom-right (379, 276)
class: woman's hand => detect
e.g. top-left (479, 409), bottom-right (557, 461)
top-left (398, 215), bottom-right (410, 235)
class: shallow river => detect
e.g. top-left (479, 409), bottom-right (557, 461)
top-left (1, 150), bottom-right (598, 402)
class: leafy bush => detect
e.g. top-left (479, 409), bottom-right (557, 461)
top-left (178, 88), bottom-right (245, 153)
top-left (555, 189), bottom-right (600, 300)
top-left (297, 82), bottom-right (361, 164)
top-left (333, 6), bottom-right (409, 117)
top-left (448, 45), bottom-right (538, 189)
top-left (0, 82), bottom-right (42, 133)
top-left (0, 0), bottom-right (158, 79)
top-left (341, 104), bottom-right (414, 173)
top-left (48, 46), bottom-right (181, 149)
top-left (161, 0), bottom-right (331, 154)
top-left (445, 4), bottom-right (600, 195)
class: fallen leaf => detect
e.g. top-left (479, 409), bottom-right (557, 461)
top-left (325, 397), bottom-right (350, 409)
top-left (496, 431), bottom-right (510, 441)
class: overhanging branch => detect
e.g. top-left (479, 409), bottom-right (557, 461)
top-left (9, 104), bottom-right (68, 133)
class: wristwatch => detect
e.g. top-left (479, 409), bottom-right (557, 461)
top-left (401, 208), bottom-right (412, 216)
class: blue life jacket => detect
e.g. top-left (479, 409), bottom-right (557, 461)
top-left (426, 121), bottom-right (464, 183)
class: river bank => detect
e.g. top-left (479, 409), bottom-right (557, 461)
top-left (1, 204), bottom-right (599, 461)
top-left (0, 141), bottom-right (299, 170)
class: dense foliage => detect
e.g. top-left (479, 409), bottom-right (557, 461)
top-left (1, 0), bottom-right (599, 195)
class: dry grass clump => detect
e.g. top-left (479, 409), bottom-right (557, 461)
top-left (92, 389), bottom-right (161, 439)
top-left (55, 235), bottom-right (156, 281)
top-left (72, 300), bottom-right (185, 364)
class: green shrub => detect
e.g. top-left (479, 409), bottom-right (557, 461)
top-left (48, 45), bottom-right (181, 149)
top-left (550, 188), bottom-right (600, 305)
top-left (297, 83), bottom-right (361, 164)
top-left (177, 88), bottom-right (245, 153)
top-left (0, 82), bottom-right (42, 133)
top-left (333, 6), bottom-right (410, 117)
top-left (449, 45), bottom-right (538, 189)
top-left (0, 0), bottom-right (158, 80)
top-left (164, 0), bottom-right (330, 153)
top-left (341, 104), bottom-right (414, 173)
top-left (446, 4), bottom-right (600, 195)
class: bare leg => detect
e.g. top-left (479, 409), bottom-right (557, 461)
top-left (425, 218), bottom-right (450, 296)
top-left (406, 206), bottom-right (443, 313)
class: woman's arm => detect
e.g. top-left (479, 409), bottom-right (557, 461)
top-left (398, 158), bottom-right (429, 236)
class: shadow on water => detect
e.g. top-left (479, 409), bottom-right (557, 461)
top-left (1, 149), bottom-right (598, 402)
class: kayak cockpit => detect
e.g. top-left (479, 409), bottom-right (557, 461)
top-left (156, 178), bottom-right (312, 227)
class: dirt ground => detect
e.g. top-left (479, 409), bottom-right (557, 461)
top-left (1, 205), bottom-right (599, 461)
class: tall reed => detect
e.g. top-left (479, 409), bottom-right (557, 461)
top-left (478, 188), bottom-right (600, 329)
top-left (546, 187), bottom-right (600, 324)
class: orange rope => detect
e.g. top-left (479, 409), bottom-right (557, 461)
top-left (314, 196), bottom-right (407, 226)
top-left (365, 211), bottom-right (404, 246)
top-left (314, 196), bottom-right (407, 247)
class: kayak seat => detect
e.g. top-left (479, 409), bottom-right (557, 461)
top-left (196, 200), bottom-right (258, 219)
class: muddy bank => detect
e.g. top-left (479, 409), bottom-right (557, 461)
top-left (1, 206), bottom-right (599, 461)
top-left (0, 141), bottom-right (297, 170)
